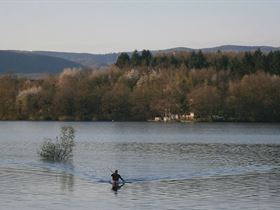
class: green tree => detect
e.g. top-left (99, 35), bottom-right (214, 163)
top-left (130, 50), bottom-right (141, 66)
top-left (264, 51), bottom-right (280, 75)
top-left (253, 49), bottom-right (264, 70)
top-left (39, 126), bottom-right (75, 161)
top-left (141, 50), bottom-right (152, 66)
top-left (0, 75), bottom-right (19, 119)
top-left (115, 52), bottom-right (130, 68)
top-left (215, 55), bottom-right (230, 70)
top-left (188, 84), bottom-right (221, 119)
top-left (228, 72), bottom-right (280, 121)
top-left (101, 82), bottom-right (132, 120)
top-left (188, 50), bottom-right (208, 69)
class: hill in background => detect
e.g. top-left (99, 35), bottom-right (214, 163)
top-left (0, 51), bottom-right (84, 75)
top-left (159, 45), bottom-right (280, 54)
top-left (34, 51), bottom-right (119, 69)
top-left (0, 45), bottom-right (279, 75)
top-left (34, 45), bottom-right (280, 68)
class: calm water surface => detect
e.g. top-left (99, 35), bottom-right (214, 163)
top-left (0, 122), bottom-right (280, 210)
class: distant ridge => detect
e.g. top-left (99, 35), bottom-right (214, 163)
top-left (35, 45), bottom-right (280, 68)
top-left (156, 45), bottom-right (280, 54)
top-left (0, 45), bottom-right (279, 74)
top-left (34, 51), bottom-right (119, 69)
top-left (0, 50), bottom-right (84, 75)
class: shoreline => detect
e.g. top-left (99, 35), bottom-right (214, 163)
top-left (0, 119), bottom-right (279, 123)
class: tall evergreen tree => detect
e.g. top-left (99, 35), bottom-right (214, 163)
top-left (130, 50), bottom-right (141, 66)
top-left (115, 52), bottom-right (130, 68)
top-left (141, 50), bottom-right (152, 66)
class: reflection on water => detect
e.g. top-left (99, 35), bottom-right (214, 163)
top-left (36, 160), bottom-right (75, 191)
top-left (0, 165), bottom-right (75, 193)
top-left (74, 142), bottom-right (280, 183)
top-left (60, 172), bottom-right (74, 191)
top-left (0, 122), bottom-right (280, 209)
top-left (111, 182), bottom-right (125, 194)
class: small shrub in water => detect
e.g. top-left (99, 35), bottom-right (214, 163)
top-left (39, 126), bottom-right (75, 161)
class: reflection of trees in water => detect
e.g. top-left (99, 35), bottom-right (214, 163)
top-left (60, 172), bottom-right (74, 191)
top-left (58, 161), bottom-right (75, 192)
top-left (41, 160), bottom-right (75, 192)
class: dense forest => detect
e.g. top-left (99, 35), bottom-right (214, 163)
top-left (0, 49), bottom-right (280, 122)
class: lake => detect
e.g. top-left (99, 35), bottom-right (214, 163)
top-left (1, 122), bottom-right (280, 210)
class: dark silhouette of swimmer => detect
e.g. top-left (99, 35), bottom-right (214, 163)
top-left (111, 170), bottom-right (124, 192)
top-left (111, 170), bottom-right (124, 183)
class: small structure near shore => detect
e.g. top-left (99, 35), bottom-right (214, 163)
top-left (181, 112), bottom-right (195, 121)
top-left (153, 112), bottom-right (195, 122)
top-left (154, 117), bottom-right (161, 122)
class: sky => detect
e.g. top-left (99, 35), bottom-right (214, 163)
top-left (0, 0), bottom-right (279, 53)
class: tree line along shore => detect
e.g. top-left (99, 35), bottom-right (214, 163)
top-left (0, 49), bottom-right (280, 122)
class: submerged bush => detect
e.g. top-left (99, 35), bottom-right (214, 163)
top-left (39, 126), bottom-right (75, 161)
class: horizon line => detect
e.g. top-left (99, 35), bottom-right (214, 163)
top-left (1, 44), bottom-right (280, 55)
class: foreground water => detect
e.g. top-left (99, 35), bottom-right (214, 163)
top-left (0, 122), bottom-right (280, 210)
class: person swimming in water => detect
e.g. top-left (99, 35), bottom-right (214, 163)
top-left (111, 170), bottom-right (124, 183)
top-left (111, 170), bottom-right (125, 192)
